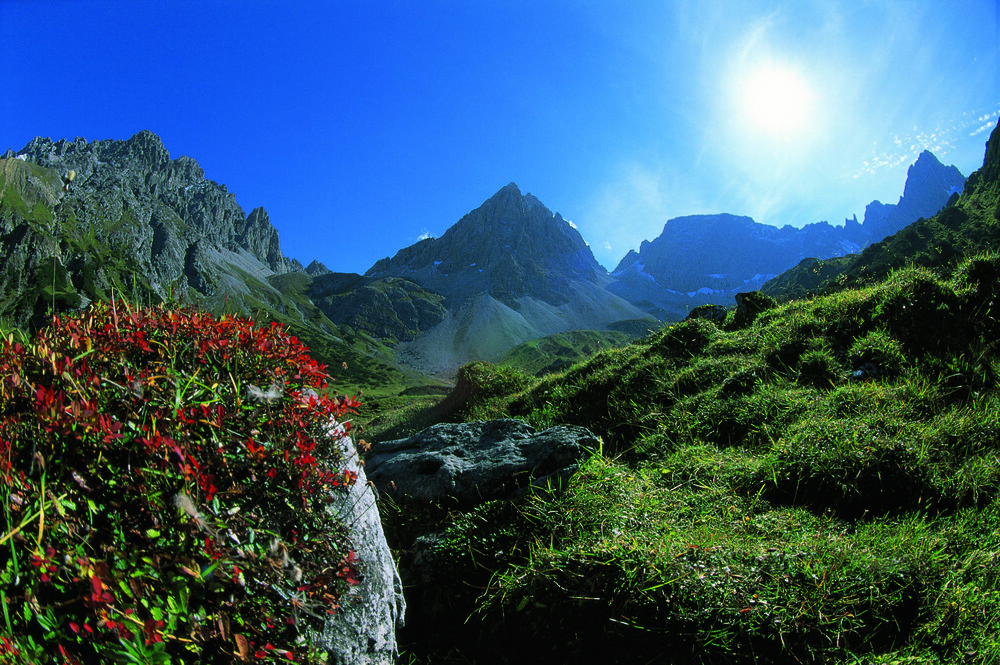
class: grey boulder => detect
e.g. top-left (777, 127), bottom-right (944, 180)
top-left (365, 419), bottom-right (597, 504)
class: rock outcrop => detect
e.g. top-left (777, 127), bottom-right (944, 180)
top-left (365, 419), bottom-right (597, 504)
top-left (319, 437), bottom-right (405, 664)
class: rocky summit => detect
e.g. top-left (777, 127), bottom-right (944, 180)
top-left (367, 183), bottom-right (607, 306)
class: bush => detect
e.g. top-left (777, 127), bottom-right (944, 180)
top-left (0, 301), bottom-right (362, 662)
top-left (648, 318), bottom-right (721, 357)
top-left (447, 361), bottom-right (532, 420)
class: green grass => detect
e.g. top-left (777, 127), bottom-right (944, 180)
top-left (384, 253), bottom-right (1000, 664)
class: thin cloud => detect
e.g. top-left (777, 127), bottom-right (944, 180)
top-left (970, 109), bottom-right (1000, 136)
top-left (846, 106), bottom-right (1000, 179)
top-left (417, 230), bottom-right (434, 241)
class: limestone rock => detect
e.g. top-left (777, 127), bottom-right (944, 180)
top-left (318, 437), bottom-right (405, 664)
top-left (3, 131), bottom-right (296, 324)
top-left (365, 419), bottom-right (596, 505)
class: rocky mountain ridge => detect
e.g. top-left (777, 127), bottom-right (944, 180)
top-left (362, 183), bottom-right (654, 374)
top-left (763, 119), bottom-right (1000, 298)
top-left (367, 183), bottom-right (608, 307)
top-left (1, 131), bottom-right (301, 326)
top-left (611, 150), bottom-right (965, 319)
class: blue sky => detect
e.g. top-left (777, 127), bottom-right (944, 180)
top-left (3, 1), bottom-right (998, 274)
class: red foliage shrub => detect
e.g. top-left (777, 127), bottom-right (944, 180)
top-left (0, 300), bottom-right (361, 662)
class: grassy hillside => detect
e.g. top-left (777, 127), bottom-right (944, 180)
top-left (383, 252), bottom-right (1000, 664)
top-left (496, 329), bottom-right (638, 376)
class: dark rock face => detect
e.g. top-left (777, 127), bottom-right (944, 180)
top-left (2, 131), bottom-right (295, 325)
top-left (365, 419), bottom-right (596, 504)
top-left (862, 151), bottom-right (965, 240)
top-left (366, 183), bottom-right (607, 307)
top-left (964, 120), bottom-right (1000, 198)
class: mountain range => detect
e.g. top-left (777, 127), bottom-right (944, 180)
top-left (610, 150), bottom-right (964, 319)
top-left (0, 131), bottom-right (970, 381)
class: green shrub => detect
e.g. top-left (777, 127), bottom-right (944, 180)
top-left (648, 318), bottom-right (721, 358)
top-left (0, 301), bottom-right (362, 662)
top-left (448, 361), bottom-right (532, 420)
top-left (867, 267), bottom-right (966, 355)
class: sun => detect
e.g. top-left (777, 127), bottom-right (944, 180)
top-left (738, 63), bottom-right (815, 139)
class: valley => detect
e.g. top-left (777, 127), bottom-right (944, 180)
top-left (0, 119), bottom-right (998, 663)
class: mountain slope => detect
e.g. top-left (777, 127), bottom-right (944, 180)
top-left (1, 132), bottom-right (298, 323)
top-left (368, 183), bottom-right (607, 305)
top-left (0, 132), bottom-right (424, 394)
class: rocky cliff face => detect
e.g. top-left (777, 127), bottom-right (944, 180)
top-left (610, 151), bottom-right (965, 320)
top-left (861, 150), bottom-right (965, 240)
top-left (0, 131), bottom-right (296, 326)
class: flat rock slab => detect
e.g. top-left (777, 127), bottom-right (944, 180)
top-left (366, 419), bottom-right (597, 504)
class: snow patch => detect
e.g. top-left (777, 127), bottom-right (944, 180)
top-left (686, 287), bottom-right (723, 298)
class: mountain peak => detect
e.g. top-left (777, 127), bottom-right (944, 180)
top-left (899, 149), bottom-right (965, 212)
top-left (366, 184), bottom-right (605, 305)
